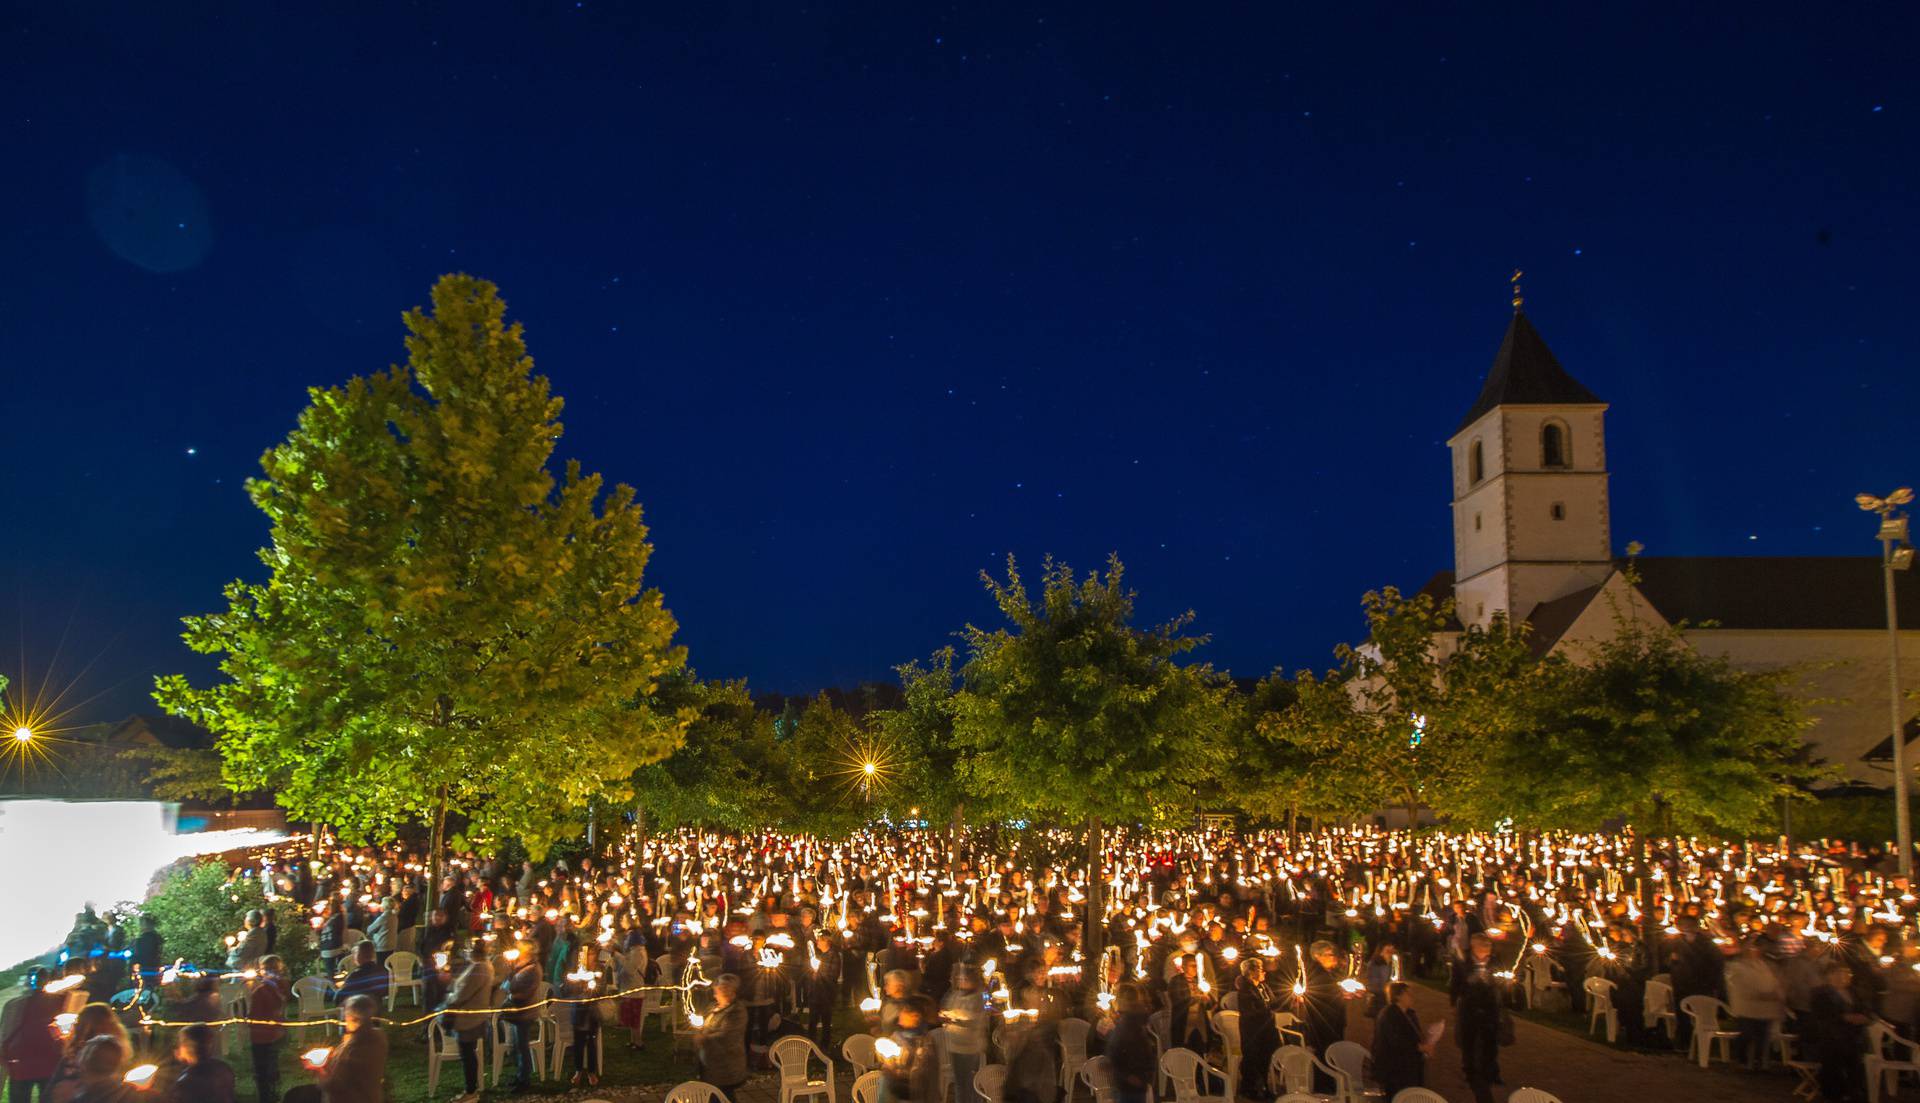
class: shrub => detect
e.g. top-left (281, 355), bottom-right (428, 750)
top-left (135, 859), bottom-right (317, 978)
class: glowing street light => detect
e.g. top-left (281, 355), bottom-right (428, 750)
top-left (10, 726), bottom-right (31, 743)
top-left (1858, 486), bottom-right (1916, 876)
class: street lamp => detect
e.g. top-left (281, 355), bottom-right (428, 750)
top-left (1858, 487), bottom-right (1915, 875)
top-left (10, 726), bottom-right (31, 744)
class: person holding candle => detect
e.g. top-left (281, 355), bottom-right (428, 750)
top-left (941, 965), bottom-right (989, 1103)
top-left (43, 1005), bottom-right (128, 1103)
top-left (311, 996), bottom-right (386, 1103)
top-left (566, 943), bottom-right (612, 1087)
top-left (1452, 933), bottom-right (1506, 1103)
top-left (1234, 958), bottom-right (1280, 1101)
top-left (247, 956), bottom-right (290, 1103)
top-left (804, 930), bottom-right (843, 1048)
top-left (695, 975), bottom-right (748, 1101)
top-left (56, 1035), bottom-right (132, 1103)
top-left (877, 996), bottom-right (938, 1103)
top-left (438, 942), bottom-right (493, 1100)
top-left (168, 1024), bottom-right (235, 1103)
top-left (1371, 981), bottom-right (1430, 1100)
top-left (500, 937), bottom-right (544, 1093)
top-left (2, 968), bottom-right (65, 1103)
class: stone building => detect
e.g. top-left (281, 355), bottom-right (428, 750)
top-left (1423, 307), bottom-right (1918, 784)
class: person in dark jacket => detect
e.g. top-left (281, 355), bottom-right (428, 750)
top-left (1104, 984), bottom-right (1156, 1103)
top-left (248, 956), bottom-right (291, 1103)
top-left (1372, 982), bottom-right (1431, 1100)
top-left (1234, 959), bottom-right (1281, 1101)
top-left (1453, 934), bottom-right (1505, 1103)
top-left (1300, 941), bottom-right (1347, 1094)
top-left (333, 943), bottom-right (387, 1006)
top-left (171, 1023), bottom-right (237, 1103)
top-left (1806, 962), bottom-right (1868, 1103)
top-left (805, 931), bottom-right (843, 1048)
top-left (501, 941), bottom-right (544, 1093)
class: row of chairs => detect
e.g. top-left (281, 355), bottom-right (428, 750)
top-left (1582, 971), bottom-right (1920, 1101)
top-left (1160, 1045), bottom-right (1561, 1103)
top-left (421, 980), bottom-right (605, 1096)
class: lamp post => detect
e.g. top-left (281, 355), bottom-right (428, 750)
top-left (1858, 487), bottom-right (1916, 876)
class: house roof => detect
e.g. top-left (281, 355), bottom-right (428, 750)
top-left (1631, 556), bottom-right (1920, 631)
top-left (85, 713), bottom-right (214, 750)
top-left (1453, 311), bottom-right (1603, 435)
top-left (1412, 570), bottom-right (1466, 631)
top-left (1523, 581), bottom-right (1609, 656)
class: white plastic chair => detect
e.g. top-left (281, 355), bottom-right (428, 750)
top-left (1270, 1045), bottom-right (1348, 1101)
top-left (666, 1081), bottom-right (731, 1103)
top-left (385, 951), bottom-right (424, 1009)
top-left (292, 976), bottom-right (338, 1037)
top-left (343, 928), bottom-right (367, 953)
top-left (1643, 976), bottom-right (1677, 1042)
top-left (1208, 1011), bottom-right (1240, 1099)
top-left (1146, 1010), bottom-right (1171, 1094)
top-left (425, 1019), bottom-right (472, 1097)
top-left (1271, 1009), bottom-right (1307, 1047)
top-left (843, 1033), bottom-right (879, 1079)
top-left (1508, 1090), bottom-right (1564, 1103)
top-left (1160, 1048), bottom-right (1230, 1103)
top-left (1390, 1089), bottom-right (1449, 1103)
top-left (490, 1011), bottom-right (548, 1085)
top-left (1679, 995), bottom-right (1738, 1069)
top-left (1866, 1021), bottom-right (1920, 1103)
top-left (1326, 1040), bottom-right (1370, 1100)
top-left (1059, 1018), bottom-right (1092, 1103)
top-left (1583, 976), bottom-right (1617, 1043)
top-left (851, 1070), bottom-right (884, 1103)
top-left (975, 1064), bottom-right (1008, 1103)
top-left (1521, 955), bottom-right (1565, 1010)
top-left (549, 1009), bottom-right (603, 1083)
top-left (1078, 1055), bottom-right (1115, 1103)
top-left (770, 1034), bottom-right (838, 1103)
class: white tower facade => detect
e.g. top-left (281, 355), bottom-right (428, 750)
top-left (1446, 311), bottom-right (1613, 628)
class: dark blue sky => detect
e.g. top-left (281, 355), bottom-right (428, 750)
top-left (3, 4), bottom-right (1915, 723)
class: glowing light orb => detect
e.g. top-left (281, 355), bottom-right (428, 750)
top-left (11, 726), bottom-right (31, 743)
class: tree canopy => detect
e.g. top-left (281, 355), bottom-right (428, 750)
top-left (157, 275), bottom-right (689, 857)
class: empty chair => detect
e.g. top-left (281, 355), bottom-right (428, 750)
top-left (666, 1082), bottom-right (731, 1103)
top-left (1866, 1021), bottom-right (1920, 1103)
top-left (1679, 995), bottom-right (1738, 1069)
top-left (385, 950), bottom-right (424, 1009)
top-left (770, 1034), bottom-right (838, 1103)
top-left (292, 976), bottom-right (337, 1037)
top-left (1077, 1055), bottom-right (1115, 1103)
top-left (1159, 1048), bottom-right (1229, 1103)
top-left (975, 1064), bottom-right (1009, 1103)
top-left (1272, 1009), bottom-right (1306, 1047)
top-left (1643, 976), bottom-right (1678, 1042)
top-left (1389, 1090), bottom-right (1449, 1103)
top-left (1508, 1090), bottom-right (1564, 1103)
top-left (1326, 1040), bottom-right (1370, 1098)
top-left (1521, 955), bottom-right (1564, 1011)
top-left (1583, 976), bottom-right (1617, 1043)
top-left (851, 1071), bottom-right (885, 1103)
top-left (1058, 1018), bottom-right (1092, 1103)
top-left (843, 1033), bottom-right (879, 1079)
top-left (1270, 1045), bottom-right (1348, 1101)
top-left (1208, 1011), bottom-right (1240, 1099)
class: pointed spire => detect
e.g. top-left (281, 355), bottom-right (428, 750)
top-left (1453, 310), bottom-right (1603, 435)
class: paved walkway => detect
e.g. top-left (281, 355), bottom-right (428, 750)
top-left (1358, 983), bottom-right (1804, 1103)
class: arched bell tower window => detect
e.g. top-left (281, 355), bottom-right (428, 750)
top-left (1541, 421), bottom-right (1570, 468)
top-left (1469, 439), bottom-right (1485, 485)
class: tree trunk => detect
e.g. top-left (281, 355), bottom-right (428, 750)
top-left (424, 783), bottom-right (449, 944)
top-left (1086, 815), bottom-right (1105, 967)
top-left (949, 802), bottom-right (965, 868)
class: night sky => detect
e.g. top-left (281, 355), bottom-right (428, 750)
top-left (4, 5), bottom-right (1915, 723)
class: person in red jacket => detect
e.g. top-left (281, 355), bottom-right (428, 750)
top-left (248, 956), bottom-right (292, 1103)
top-left (1, 968), bottom-right (65, 1102)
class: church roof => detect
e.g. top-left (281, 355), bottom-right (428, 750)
top-left (1453, 311), bottom-right (1603, 435)
top-left (1522, 581), bottom-right (1609, 656)
top-left (1631, 556), bottom-right (1919, 631)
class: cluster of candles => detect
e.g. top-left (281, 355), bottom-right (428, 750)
top-left (203, 823), bottom-right (1914, 1021)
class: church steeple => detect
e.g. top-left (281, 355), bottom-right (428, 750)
top-left (1445, 305), bottom-right (1612, 628)
top-left (1453, 310), bottom-right (1603, 435)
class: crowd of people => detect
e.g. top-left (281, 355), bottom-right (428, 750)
top-left (4, 824), bottom-right (1916, 1103)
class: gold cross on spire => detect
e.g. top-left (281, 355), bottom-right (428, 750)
top-left (1510, 268), bottom-right (1524, 312)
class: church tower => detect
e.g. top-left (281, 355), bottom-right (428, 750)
top-left (1447, 293), bottom-right (1612, 629)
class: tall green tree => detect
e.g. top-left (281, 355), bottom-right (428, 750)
top-left (157, 275), bottom-right (688, 867)
top-left (949, 555), bottom-right (1233, 961)
top-left (631, 674), bottom-right (787, 832)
